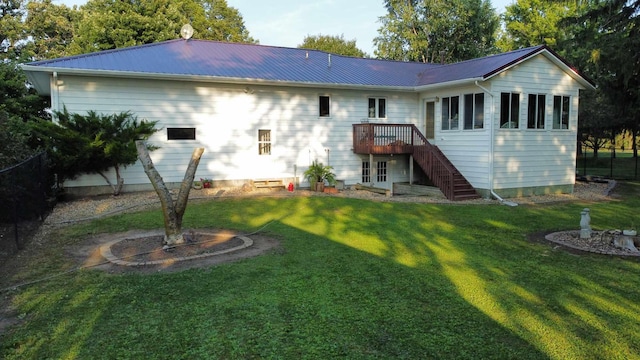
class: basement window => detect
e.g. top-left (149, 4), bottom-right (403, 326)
top-left (362, 161), bottom-right (370, 183)
top-left (258, 129), bottom-right (271, 155)
top-left (167, 127), bottom-right (196, 140)
top-left (377, 161), bottom-right (387, 182)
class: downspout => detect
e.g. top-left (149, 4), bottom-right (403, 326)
top-left (475, 80), bottom-right (518, 206)
top-left (52, 71), bottom-right (60, 113)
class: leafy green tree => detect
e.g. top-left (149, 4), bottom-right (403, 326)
top-left (298, 34), bottom-right (367, 57)
top-left (30, 108), bottom-right (159, 195)
top-left (498, 0), bottom-right (584, 51)
top-left (68, 0), bottom-right (255, 55)
top-left (24, 0), bottom-right (79, 60)
top-left (1, 0), bottom-right (29, 60)
top-left (195, 0), bottom-right (255, 43)
top-left (374, 0), bottom-right (499, 63)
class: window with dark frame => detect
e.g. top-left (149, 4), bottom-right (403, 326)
top-left (376, 161), bottom-right (387, 182)
top-left (553, 95), bottom-right (570, 129)
top-left (167, 127), bottom-right (196, 140)
top-left (527, 94), bottom-right (546, 129)
top-left (441, 96), bottom-right (460, 130)
top-left (500, 92), bottom-right (520, 129)
top-left (258, 129), bottom-right (271, 155)
top-left (368, 97), bottom-right (386, 118)
top-left (362, 161), bottom-right (370, 183)
top-left (463, 93), bottom-right (484, 130)
top-left (319, 95), bottom-right (330, 117)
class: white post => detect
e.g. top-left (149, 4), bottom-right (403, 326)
top-left (409, 154), bottom-right (414, 185)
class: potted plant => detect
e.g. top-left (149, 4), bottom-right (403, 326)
top-left (193, 180), bottom-right (203, 190)
top-left (200, 178), bottom-right (212, 188)
top-left (303, 160), bottom-right (336, 192)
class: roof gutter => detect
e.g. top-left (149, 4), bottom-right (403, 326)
top-left (414, 77), bottom-right (484, 92)
top-left (474, 80), bottom-right (518, 207)
top-left (20, 65), bottom-right (418, 93)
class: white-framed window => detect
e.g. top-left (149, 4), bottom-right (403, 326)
top-left (441, 96), bottom-right (460, 130)
top-left (319, 95), bottom-right (330, 117)
top-left (362, 161), bottom-right (370, 183)
top-left (553, 95), bottom-right (570, 129)
top-left (368, 97), bottom-right (386, 118)
top-left (376, 161), bottom-right (387, 182)
top-left (258, 129), bottom-right (271, 155)
top-left (527, 94), bottom-right (546, 129)
top-left (500, 92), bottom-right (520, 129)
top-left (463, 93), bottom-right (484, 130)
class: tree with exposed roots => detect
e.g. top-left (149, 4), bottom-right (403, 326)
top-left (136, 140), bottom-right (205, 246)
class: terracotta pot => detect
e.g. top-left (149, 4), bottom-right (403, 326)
top-left (323, 186), bottom-right (338, 194)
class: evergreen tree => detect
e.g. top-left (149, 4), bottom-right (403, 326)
top-left (30, 108), bottom-right (159, 195)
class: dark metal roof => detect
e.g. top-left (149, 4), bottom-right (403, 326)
top-left (24, 40), bottom-right (595, 90)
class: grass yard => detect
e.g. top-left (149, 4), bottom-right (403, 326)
top-left (1, 182), bottom-right (640, 359)
top-left (577, 150), bottom-right (640, 180)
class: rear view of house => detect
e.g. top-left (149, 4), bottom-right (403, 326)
top-left (22, 39), bottom-right (595, 200)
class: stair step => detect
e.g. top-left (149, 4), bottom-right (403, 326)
top-left (252, 179), bottom-right (286, 189)
top-left (453, 194), bottom-right (481, 201)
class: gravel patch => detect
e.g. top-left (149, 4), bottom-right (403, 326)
top-left (546, 230), bottom-right (640, 257)
top-left (44, 180), bottom-right (615, 226)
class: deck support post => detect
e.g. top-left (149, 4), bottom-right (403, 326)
top-left (409, 154), bottom-right (414, 185)
top-left (369, 153), bottom-right (374, 186)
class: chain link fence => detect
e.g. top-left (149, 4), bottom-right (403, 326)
top-left (0, 152), bottom-right (53, 258)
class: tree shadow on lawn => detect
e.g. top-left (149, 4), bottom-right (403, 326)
top-left (274, 196), bottom-right (640, 359)
top-left (3, 194), bottom-right (640, 359)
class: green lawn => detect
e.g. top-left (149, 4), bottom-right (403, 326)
top-left (2, 183), bottom-right (640, 359)
top-left (577, 150), bottom-right (640, 180)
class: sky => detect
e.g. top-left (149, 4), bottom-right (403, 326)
top-left (57, 0), bottom-right (513, 56)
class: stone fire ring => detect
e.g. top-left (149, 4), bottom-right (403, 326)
top-left (100, 230), bottom-right (254, 266)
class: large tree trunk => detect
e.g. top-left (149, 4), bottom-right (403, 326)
top-left (135, 140), bottom-right (204, 246)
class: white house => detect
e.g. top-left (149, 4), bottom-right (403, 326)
top-left (22, 39), bottom-right (595, 200)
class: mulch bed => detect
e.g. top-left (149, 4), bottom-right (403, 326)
top-left (109, 231), bottom-right (244, 263)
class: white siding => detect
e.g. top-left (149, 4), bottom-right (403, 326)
top-left (421, 85), bottom-right (492, 189)
top-left (55, 76), bottom-right (420, 189)
top-left (50, 51), bottom-right (586, 195)
top-left (488, 55), bottom-right (581, 191)
top-left (419, 54), bottom-right (584, 193)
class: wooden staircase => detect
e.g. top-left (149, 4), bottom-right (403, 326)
top-left (352, 123), bottom-right (479, 201)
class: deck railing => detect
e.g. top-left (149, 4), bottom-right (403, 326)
top-left (352, 123), bottom-right (459, 200)
top-left (352, 123), bottom-right (414, 154)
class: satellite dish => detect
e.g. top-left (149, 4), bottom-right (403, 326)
top-left (180, 24), bottom-right (194, 40)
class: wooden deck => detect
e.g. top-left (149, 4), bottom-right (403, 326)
top-left (352, 123), bottom-right (479, 201)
